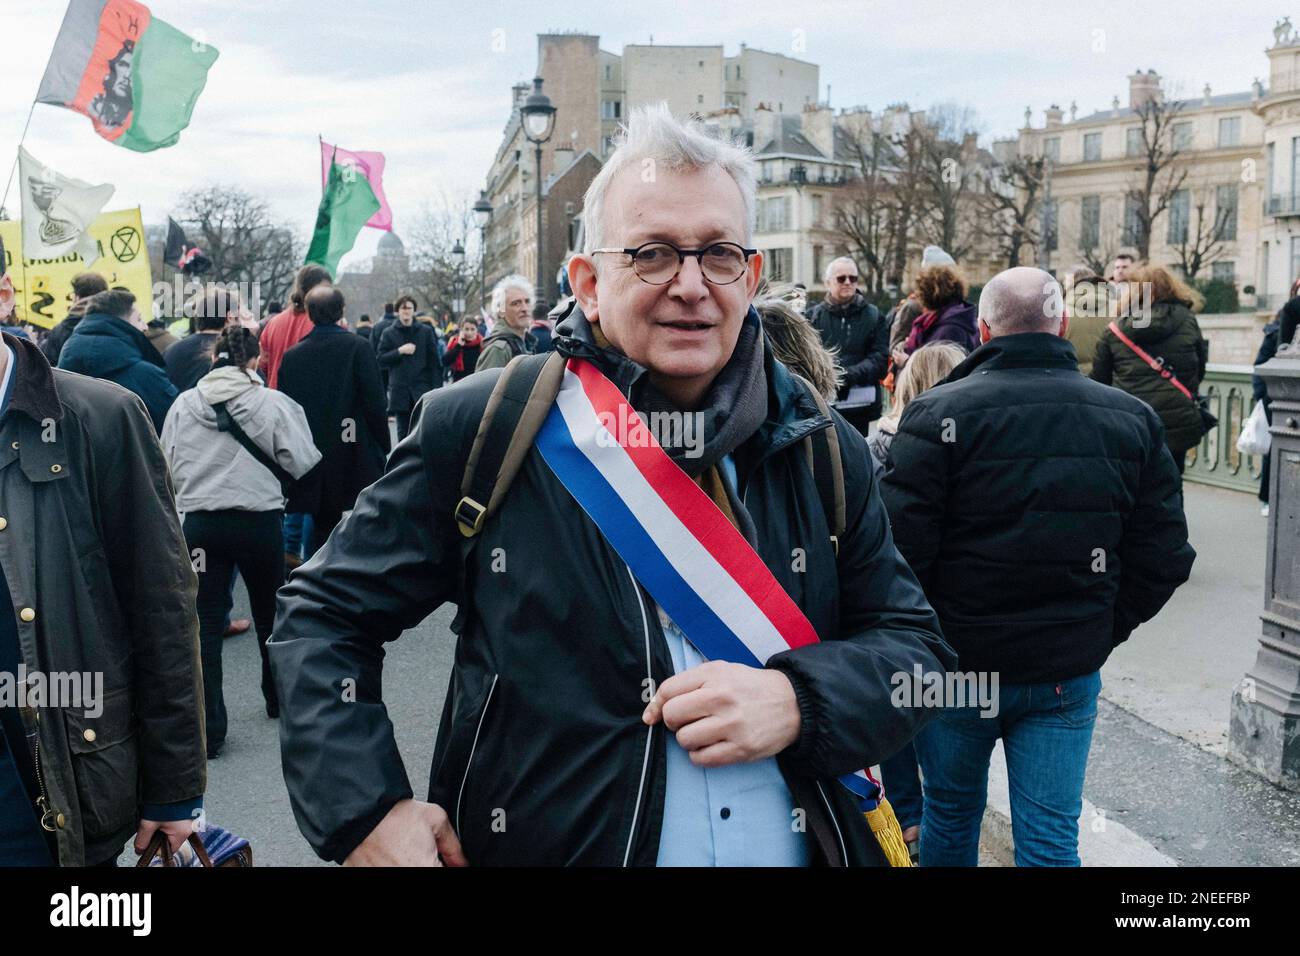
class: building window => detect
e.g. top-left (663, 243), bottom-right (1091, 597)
top-left (1268, 141), bottom-right (1276, 196)
top-left (1216, 183), bottom-right (1238, 240)
top-left (1043, 137), bottom-right (1060, 162)
top-left (697, 94), bottom-right (703, 104)
top-left (766, 247), bottom-right (793, 281)
top-left (1044, 198), bottom-right (1058, 251)
top-left (758, 196), bottom-right (791, 232)
top-left (605, 64), bottom-right (611, 81)
top-left (1218, 116), bottom-right (1242, 148)
top-left (1083, 132), bottom-right (1102, 162)
top-left (1167, 189), bottom-right (1190, 244)
top-left (1211, 261), bottom-right (1235, 283)
top-left (1126, 127), bottom-right (1143, 157)
top-left (736, 65), bottom-right (741, 80)
top-left (1080, 195), bottom-right (1101, 250)
top-left (812, 243), bottom-right (824, 279)
top-left (1123, 195), bottom-right (1144, 246)
top-left (699, 60), bottom-right (704, 67)
top-left (811, 194), bottom-right (824, 229)
top-left (1172, 122), bottom-right (1193, 151)
top-left (601, 100), bottom-right (621, 120)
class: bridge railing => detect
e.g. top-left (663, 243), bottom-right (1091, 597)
top-left (1186, 363), bottom-right (1263, 493)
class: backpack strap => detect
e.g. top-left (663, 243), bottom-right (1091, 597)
top-left (455, 351), bottom-right (567, 536)
top-left (212, 400), bottom-right (296, 491)
top-left (792, 376), bottom-right (846, 556)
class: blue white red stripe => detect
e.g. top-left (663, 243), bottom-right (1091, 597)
top-left (535, 357), bottom-right (881, 807)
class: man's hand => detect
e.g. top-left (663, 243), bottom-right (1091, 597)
top-left (641, 661), bottom-right (800, 767)
top-left (398, 343), bottom-right (417, 356)
top-left (344, 799), bottom-right (467, 867)
top-left (134, 818), bottom-right (194, 857)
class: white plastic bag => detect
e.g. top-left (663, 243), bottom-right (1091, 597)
top-left (1237, 400), bottom-right (1271, 456)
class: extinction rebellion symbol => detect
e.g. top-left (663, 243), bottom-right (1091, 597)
top-left (110, 226), bottom-right (141, 263)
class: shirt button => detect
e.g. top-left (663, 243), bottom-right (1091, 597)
top-left (0, 517), bottom-right (8, 531)
top-left (82, 729), bottom-right (97, 743)
top-left (19, 607), bottom-right (35, 623)
top-left (9, 441), bottom-right (17, 450)
top-left (50, 464), bottom-right (62, 474)
top-left (720, 807), bottom-right (731, 820)
top-left (56, 813), bottom-right (66, 829)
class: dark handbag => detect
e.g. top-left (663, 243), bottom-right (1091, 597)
top-left (1108, 322), bottom-right (1217, 439)
top-left (211, 400), bottom-right (296, 496)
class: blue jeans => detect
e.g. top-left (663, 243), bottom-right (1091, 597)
top-left (913, 670), bottom-right (1101, 867)
top-left (283, 513), bottom-right (314, 559)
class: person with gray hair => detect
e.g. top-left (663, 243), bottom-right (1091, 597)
top-left (808, 256), bottom-right (890, 433)
top-left (270, 101), bottom-right (952, 868)
top-left (476, 274), bottom-right (535, 371)
top-left (881, 265), bottom-right (1195, 867)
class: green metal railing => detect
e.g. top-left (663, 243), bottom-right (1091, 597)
top-left (1186, 364), bottom-right (1263, 494)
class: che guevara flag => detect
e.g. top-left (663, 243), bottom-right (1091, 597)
top-left (36, 0), bottom-right (219, 152)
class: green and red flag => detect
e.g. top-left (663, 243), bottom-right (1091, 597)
top-left (306, 153), bottom-right (383, 275)
top-left (36, 0), bottom-right (219, 152)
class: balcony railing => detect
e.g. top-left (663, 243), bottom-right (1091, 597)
top-left (1266, 193), bottom-right (1300, 216)
top-left (1185, 364), bottom-right (1263, 493)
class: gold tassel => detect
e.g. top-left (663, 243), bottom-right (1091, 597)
top-left (864, 797), bottom-right (913, 868)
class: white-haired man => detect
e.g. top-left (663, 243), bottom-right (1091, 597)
top-left (808, 256), bottom-right (890, 433)
top-left (881, 266), bottom-right (1194, 867)
top-left (270, 104), bottom-right (953, 867)
top-left (475, 275), bottom-right (535, 371)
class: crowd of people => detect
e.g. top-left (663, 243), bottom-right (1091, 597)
top-left (2, 102), bottom-right (1255, 869)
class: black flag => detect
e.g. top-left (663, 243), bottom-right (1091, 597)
top-left (163, 217), bottom-right (211, 276)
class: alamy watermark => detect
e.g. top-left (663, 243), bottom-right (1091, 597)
top-left (0, 666), bottom-right (103, 718)
top-left (890, 665), bottom-right (1000, 718)
top-left (596, 406), bottom-right (705, 458)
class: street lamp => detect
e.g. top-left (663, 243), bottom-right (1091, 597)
top-left (520, 76), bottom-right (557, 306)
top-left (473, 189), bottom-right (492, 313)
top-left (451, 239), bottom-right (466, 318)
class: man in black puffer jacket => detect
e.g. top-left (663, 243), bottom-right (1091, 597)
top-left (808, 257), bottom-right (889, 433)
top-left (882, 266), bottom-right (1194, 869)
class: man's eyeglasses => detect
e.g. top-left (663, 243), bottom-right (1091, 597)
top-left (833, 275), bottom-right (859, 284)
top-left (591, 241), bottom-right (758, 286)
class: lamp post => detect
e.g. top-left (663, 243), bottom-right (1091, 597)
top-left (451, 239), bottom-right (465, 319)
top-left (473, 189), bottom-right (492, 314)
top-left (520, 76), bottom-right (557, 306)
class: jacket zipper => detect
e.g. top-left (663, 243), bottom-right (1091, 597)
top-left (30, 710), bottom-right (56, 832)
top-left (623, 564), bottom-right (654, 867)
top-left (455, 673), bottom-right (498, 835)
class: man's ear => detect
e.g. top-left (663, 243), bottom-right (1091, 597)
top-left (744, 250), bottom-right (764, 302)
top-left (569, 254), bottom-right (599, 323)
top-left (978, 316), bottom-right (992, 343)
top-left (0, 274), bottom-right (14, 322)
top-left (1058, 313), bottom-right (1070, 339)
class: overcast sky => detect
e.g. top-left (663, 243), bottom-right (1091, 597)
top-left (0, 0), bottom-right (1281, 268)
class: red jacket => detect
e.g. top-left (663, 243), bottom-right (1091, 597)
top-left (259, 307), bottom-right (314, 390)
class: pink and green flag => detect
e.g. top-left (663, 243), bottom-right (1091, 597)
top-left (306, 154), bottom-right (382, 275)
top-left (36, 0), bottom-right (219, 152)
top-left (320, 141), bottom-right (392, 232)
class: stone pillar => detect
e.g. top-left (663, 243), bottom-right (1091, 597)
top-left (1229, 343), bottom-right (1300, 790)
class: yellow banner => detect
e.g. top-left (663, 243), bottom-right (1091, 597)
top-left (0, 208), bottom-right (153, 329)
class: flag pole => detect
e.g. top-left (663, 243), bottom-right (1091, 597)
top-left (1, 101), bottom-right (37, 218)
top-left (319, 135), bottom-right (325, 197)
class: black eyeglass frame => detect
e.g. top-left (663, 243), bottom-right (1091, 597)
top-left (591, 241), bottom-right (760, 286)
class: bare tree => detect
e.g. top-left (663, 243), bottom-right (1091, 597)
top-left (1080, 238), bottom-right (1120, 277)
top-left (407, 191), bottom-right (479, 317)
top-left (831, 123), bottom-right (896, 292)
top-left (914, 104), bottom-right (984, 262)
top-left (173, 185), bottom-right (302, 314)
top-left (1171, 187), bottom-right (1232, 279)
top-left (1124, 96), bottom-right (1188, 261)
top-left (980, 154), bottom-right (1044, 269)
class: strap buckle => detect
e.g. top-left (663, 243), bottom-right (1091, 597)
top-left (455, 497), bottom-right (488, 537)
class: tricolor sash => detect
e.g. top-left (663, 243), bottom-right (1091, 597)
top-left (535, 356), bottom-right (883, 810)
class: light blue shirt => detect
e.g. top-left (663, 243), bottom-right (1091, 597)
top-left (654, 456), bottom-right (810, 867)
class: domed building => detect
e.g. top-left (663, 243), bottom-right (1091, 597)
top-left (336, 230), bottom-right (418, 323)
